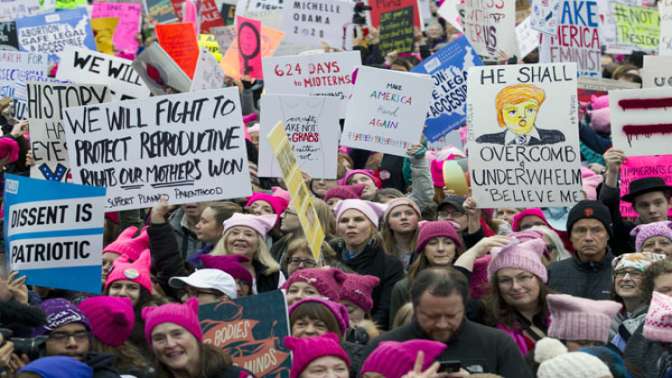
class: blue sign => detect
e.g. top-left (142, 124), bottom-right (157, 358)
top-left (3, 174), bottom-right (106, 293)
top-left (412, 36), bottom-right (482, 142)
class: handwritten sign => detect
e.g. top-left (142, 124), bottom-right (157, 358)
top-left (200, 290), bottom-right (291, 377)
top-left (342, 66), bottom-right (433, 157)
top-left (144, 0), bottom-right (179, 24)
top-left (369, 0), bottom-right (420, 28)
top-left (56, 0), bottom-right (86, 9)
top-left (0, 21), bottom-right (18, 50)
top-left (62, 88), bottom-right (252, 211)
top-left (619, 155), bottom-right (672, 217)
top-left (16, 8), bottom-right (95, 64)
top-left (156, 23), bottom-right (200, 79)
top-left (132, 42), bottom-right (192, 95)
top-left (460, 0), bottom-right (516, 60)
top-left (379, 6), bottom-right (415, 54)
top-left (661, 0), bottom-right (672, 55)
top-left (92, 2), bottom-right (142, 59)
top-left (210, 25), bottom-right (237, 52)
top-left (611, 2), bottom-right (660, 53)
top-left (0, 0), bottom-right (41, 22)
top-left (437, 0), bottom-right (463, 32)
top-left (259, 94), bottom-right (340, 178)
top-left (609, 87), bottom-right (672, 157)
top-left (199, 34), bottom-right (223, 61)
top-left (190, 48), bottom-right (226, 91)
top-left (201, 0), bottom-right (227, 33)
top-left (0, 51), bottom-right (49, 121)
top-left (220, 20), bottom-right (283, 80)
top-left (236, 16), bottom-right (262, 79)
top-left (411, 35), bottom-right (482, 142)
top-left (530, 0), bottom-right (562, 34)
top-left (57, 46), bottom-right (150, 101)
top-left (281, 0), bottom-right (352, 48)
top-left (91, 17), bottom-right (119, 56)
top-left (642, 56), bottom-right (672, 88)
top-left (3, 174), bottom-right (106, 294)
top-left (467, 63), bottom-right (583, 207)
top-left (539, 0), bottom-right (601, 77)
top-left (27, 82), bottom-right (111, 183)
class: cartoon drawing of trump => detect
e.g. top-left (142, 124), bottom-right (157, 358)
top-left (476, 84), bottom-right (566, 146)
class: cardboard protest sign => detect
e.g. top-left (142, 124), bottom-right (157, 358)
top-left (132, 42), bottom-right (192, 95)
top-left (642, 56), bottom-right (672, 88)
top-left (261, 51), bottom-right (361, 114)
top-left (57, 47), bottom-right (150, 101)
top-left (369, 0), bottom-right (420, 28)
top-left (190, 48), bottom-right (226, 91)
top-left (92, 2), bottom-right (142, 59)
top-left (661, 0), bottom-right (672, 55)
top-left (378, 6), bottom-right (415, 54)
top-left (200, 290), bottom-right (291, 377)
top-left (156, 23), bottom-right (200, 79)
top-left (0, 51), bottom-right (49, 119)
top-left (199, 34), bottom-right (223, 61)
top-left (609, 87), bottom-right (672, 156)
top-left (62, 88), bottom-right (251, 211)
top-left (467, 63), bottom-right (583, 208)
top-left (3, 174), bottom-right (106, 293)
top-left (619, 155), bottom-right (672, 217)
top-left (0, 22), bottom-right (19, 51)
top-left (530, 0), bottom-right (562, 34)
top-left (517, 17), bottom-right (541, 58)
top-left (0, 0), bottom-right (41, 22)
top-left (281, 0), bottom-right (352, 48)
top-left (460, 0), bottom-right (516, 60)
top-left (56, 0), bottom-right (86, 9)
top-left (267, 122), bottom-right (325, 259)
top-left (539, 0), bottom-right (601, 77)
top-left (144, 0), bottom-right (179, 24)
top-left (27, 82), bottom-right (111, 183)
top-left (91, 17), bottom-right (119, 56)
top-left (610, 1), bottom-right (660, 53)
top-left (16, 8), bottom-right (95, 64)
top-left (342, 66), bottom-right (433, 157)
top-left (259, 94), bottom-right (340, 179)
top-left (220, 19), bottom-right (283, 80)
top-left (236, 16), bottom-right (263, 79)
top-left (411, 35), bottom-right (482, 142)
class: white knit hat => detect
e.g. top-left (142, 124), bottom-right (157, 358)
top-left (535, 338), bottom-right (613, 378)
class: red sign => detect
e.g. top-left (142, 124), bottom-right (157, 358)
top-left (369, 0), bottom-right (420, 28)
top-left (155, 23), bottom-right (200, 78)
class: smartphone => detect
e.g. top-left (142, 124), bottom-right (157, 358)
top-left (438, 360), bottom-right (461, 373)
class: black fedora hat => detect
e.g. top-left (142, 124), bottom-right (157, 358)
top-left (621, 177), bottom-right (672, 203)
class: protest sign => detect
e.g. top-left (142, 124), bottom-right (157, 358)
top-left (0, 0), bottom-right (40, 22)
top-left (92, 2), bottom-right (142, 59)
top-left (378, 6), bottom-right (415, 55)
top-left (200, 0), bottom-right (227, 33)
top-left (342, 66), bottom-right (433, 157)
top-left (530, 0), bottom-right (562, 34)
top-left (642, 56), bottom-right (672, 88)
top-left (460, 0), bottom-right (516, 60)
top-left (661, 0), bottom-right (672, 55)
top-left (62, 88), bottom-right (251, 211)
top-left (220, 3), bottom-right (236, 25)
top-left (0, 51), bottom-right (49, 120)
top-left (281, 0), bottom-right (352, 48)
top-left (259, 95), bottom-right (340, 179)
top-left (16, 8), bottom-right (95, 65)
top-left (145, 0), bottom-right (179, 24)
top-left (610, 1), bottom-right (660, 53)
top-left (220, 20), bottom-right (283, 80)
top-left (190, 48), bottom-right (226, 91)
top-left (262, 51), bottom-right (360, 105)
top-left (236, 16), bottom-right (263, 79)
top-left (517, 17), bottom-right (541, 58)
top-left (467, 63), bottom-right (583, 208)
top-left (132, 42), bottom-right (192, 95)
top-left (619, 155), bottom-right (672, 217)
top-left (56, 0), bottom-right (86, 9)
top-left (57, 47), bottom-right (150, 101)
top-left (437, 0), bottom-right (463, 32)
top-left (236, 0), bottom-right (284, 16)
top-left (210, 25), bottom-right (237, 51)
top-left (3, 174), bottom-right (106, 293)
top-left (267, 121), bottom-right (325, 259)
top-left (539, 0), bottom-right (601, 77)
top-left (0, 21), bottom-right (18, 51)
top-left (199, 34), bottom-right (223, 61)
top-left (369, 0), bottom-right (420, 28)
top-left (91, 17), bottom-right (119, 56)
top-left (156, 23), bottom-right (200, 79)
top-left (27, 82), bottom-right (111, 183)
top-left (200, 290), bottom-right (291, 377)
top-left (411, 35), bottom-right (482, 142)
top-left (609, 87), bottom-right (672, 156)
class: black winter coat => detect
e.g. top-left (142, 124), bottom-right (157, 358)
top-left (547, 251), bottom-right (614, 300)
top-left (85, 352), bottom-right (123, 378)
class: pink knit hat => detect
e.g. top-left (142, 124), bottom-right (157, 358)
top-left (547, 294), bottom-right (622, 343)
top-left (588, 107), bottom-right (611, 134)
top-left (643, 291), bottom-right (672, 343)
top-left (383, 198), bottom-right (421, 223)
top-left (283, 268), bottom-right (347, 302)
top-left (338, 169), bottom-right (381, 188)
top-left (199, 254), bottom-right (253, 284)
top-left (79, 296), bottom-right (135, 347)
top-left (142, 298), bottom-right (203, 344)
top-left (487, 238), bottom-right (548, 283)
top-left (103, 226), bottom-right (149, 261)
top-left (511, 208), bottom-right (550, 232)
top-left (105, 250), bottom-right (153, 294)
top-left (591, 94), bottom-right (609, 110)
top-left (339, 273), bottom-right (380, 312)
top-left (324, 184), bottom-right (366, 202)
top-left (415, 220), bottom-right (463, 254)
top-left (271, 186), bottom-right (291, 204)
top-left (361, 339), bottom-right (447, 378)
top-left (631, 221), bottom-right (672, 252)
top-left (470, 255), bottom-right (491, 299)
top-left (581, 167), bottom-right (603, 201)
top-left (289, 297), bottom-right (350, 336)
top-left (0, 137), bottom-right (19, 164)
top-left (245, 192), bottom-right (289, 215)
top-left (334, 199), bottom-right (387, 228)
top-left (285, 333), bottom-right (350, 378)
top-left (223, 213), bottom-right (276, 237)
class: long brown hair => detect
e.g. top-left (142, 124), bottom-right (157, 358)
top-left (484, 274), bottom-right (550, 329)
top-left (406, 237), bottom-right (465, 288)
top-left (153, 343), bottom-right (233, 378)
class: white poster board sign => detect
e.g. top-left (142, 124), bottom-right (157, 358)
top-left (259, 94), bottom-right (340, 178)
top-left (642, 56), bottom-right (672, 88)
top-left (660, 0), bottom-right (672, 55)
top-left (530, 0), bottom-right (562, 34)
top-left (517, 17), bottom-right (541, 58)
top-left (460, 0), bottom-right (516, 60)
top-left (437, 0), bottom-right (462, 32)
top-left (609, 87), bottom-right (672, 156)
top-left (62, 88), bottom-right (252, 211)
top-left (341, 66), bottom-right (433, 157)
top-left (191, 48), bottom-right (226, 91)
top-left (281, 0), bottom-right (353, 48)
top-left (467, 63), bottom-right (583, 208)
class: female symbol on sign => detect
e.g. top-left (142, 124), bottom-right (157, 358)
top-left (237, 21), bottom-right (261, 75)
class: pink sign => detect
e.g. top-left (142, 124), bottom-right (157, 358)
top-left (619, 155), bottom-right (672, 218)
top-left (236, 16), bottom-right (263, 80)
top-left (92, 2), bottom-right (142, 59)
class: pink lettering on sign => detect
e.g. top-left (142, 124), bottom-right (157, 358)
top-left (619, 155), bottom-right (672, 218)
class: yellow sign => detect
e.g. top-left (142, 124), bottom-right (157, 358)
top-left (267, 122), bottom-right (325, 260)
top-left (198, 34), bottom-right (222, 62)
top-left (91, 17), bottom-right (119, 56)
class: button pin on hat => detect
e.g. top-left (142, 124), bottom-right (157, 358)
top-left (124, 268), bottom-right (139, 280)
top-left (584, 208), bottom-right (594, 217)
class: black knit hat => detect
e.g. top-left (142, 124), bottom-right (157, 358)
top-left (566, 200), bottom-right (612, 236)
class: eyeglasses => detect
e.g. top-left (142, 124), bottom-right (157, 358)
top-left (186, 287), bottom-right (222, 297)
top-left (498, 274), bottom-right (535, 288)
top-left (288, 258), bottom-right (317, 267)
top-left (614, 270), bottom-right (644, 279)
top-left (48, 331), bottom-right (89, 343)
